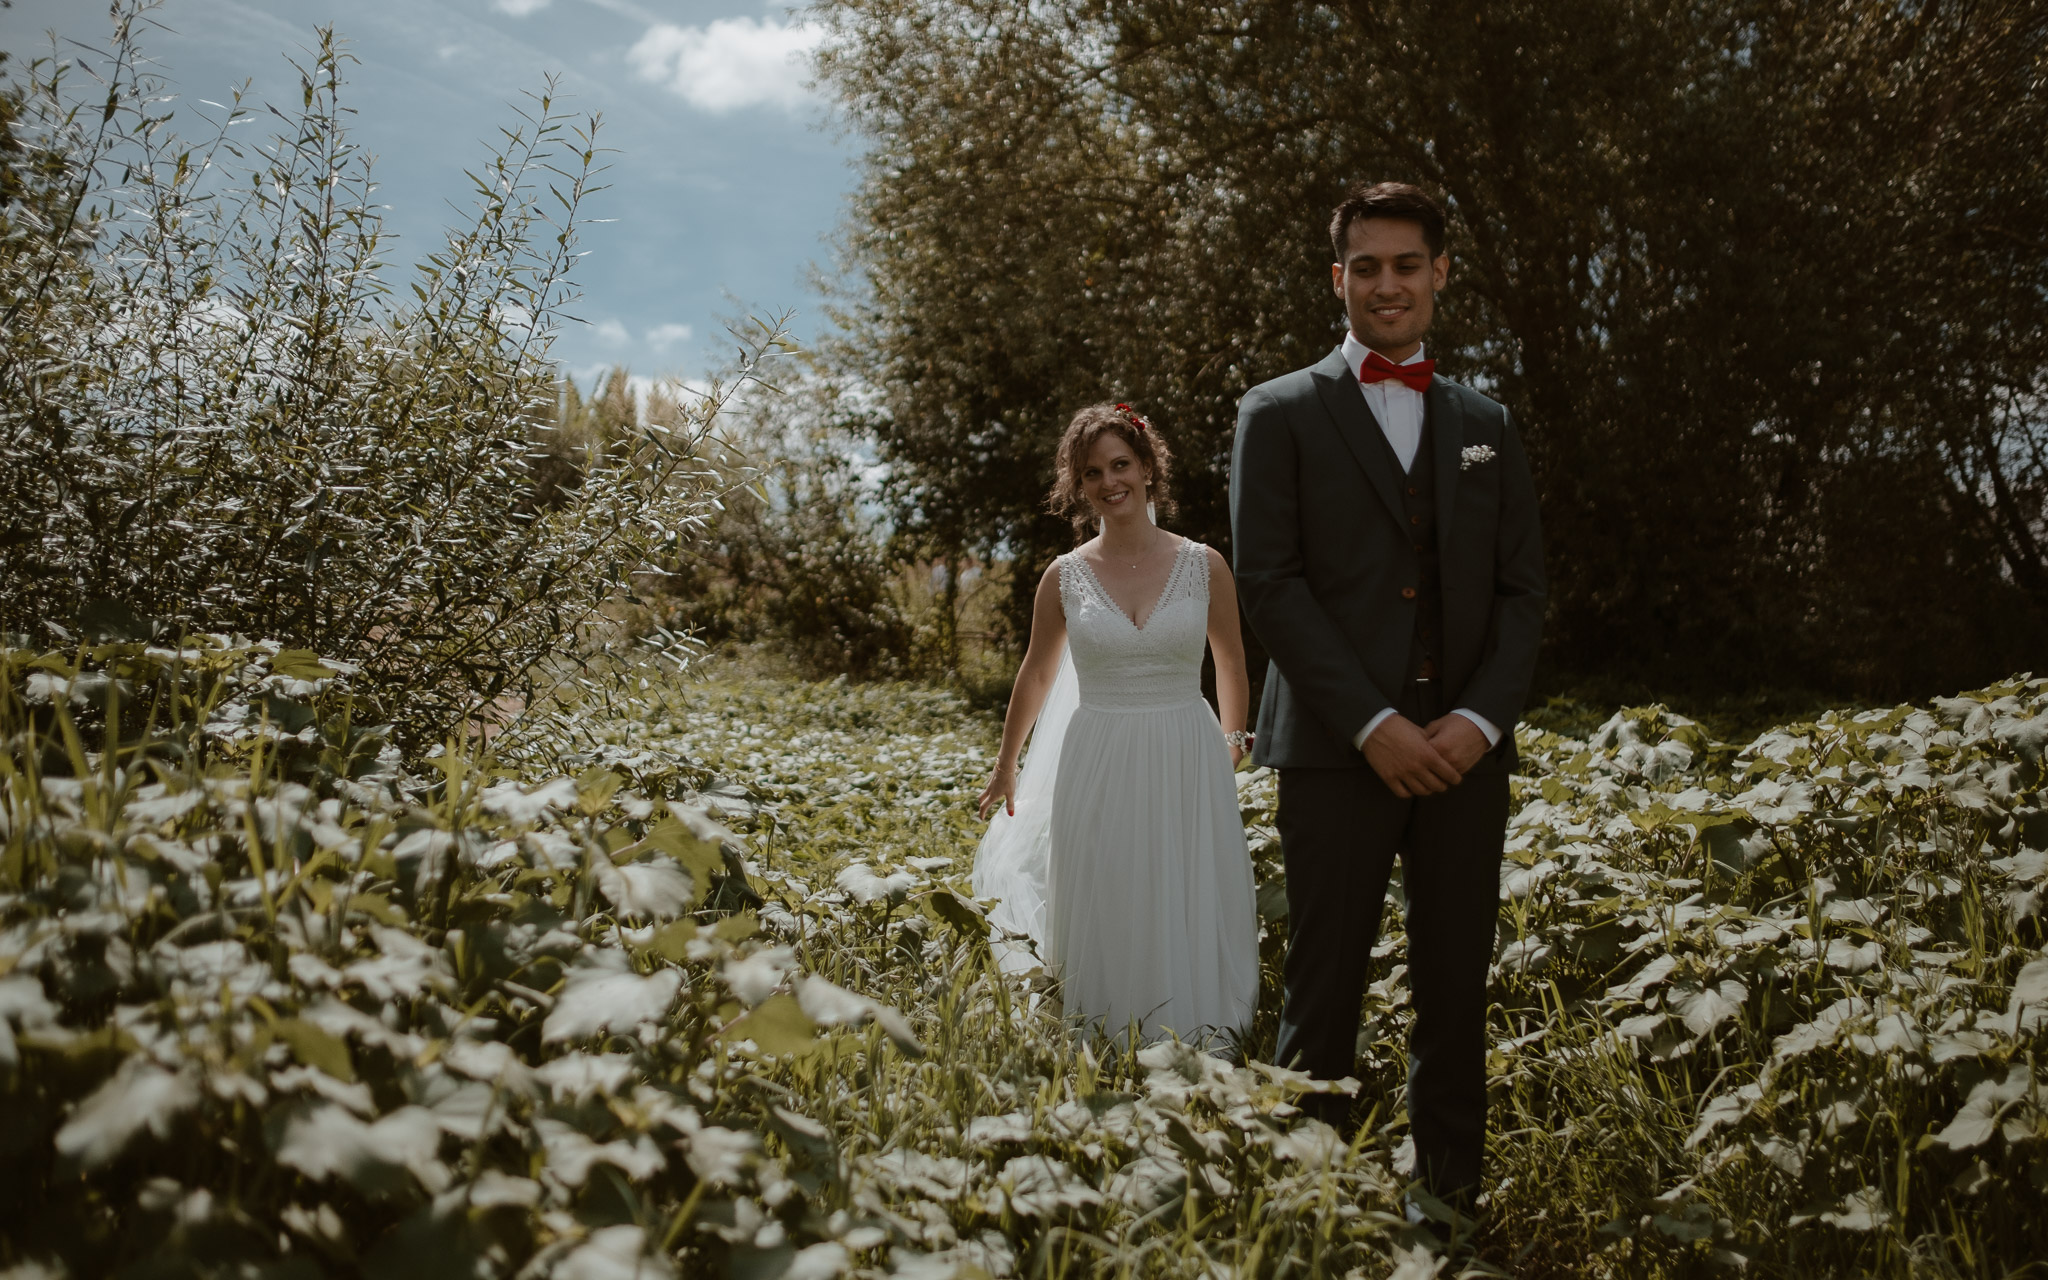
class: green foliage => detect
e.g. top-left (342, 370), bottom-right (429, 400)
top-left (1299, 694), bottom-right (2048, 1273)
top-left (0, 8), bottom-right (770, 747)
top-left (614, 370), bottom-right (954, 683)
top-left (813, 0), bottom-right (2048, 700)
top-left (5, 639), bottom-right (2045, 1276)
top-left (1454, 690), bottom-right (2048, 1273)
top-left (0, 642), bottom-right (888, 1276)
top-left (0, 644), bottom-right (1406, 1278)
top-left (550, 668), bottom-right (2048, 1277)
top-left (684, 378), bottom-right (915, 680)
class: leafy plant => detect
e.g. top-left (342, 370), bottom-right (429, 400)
top-left (6, 638), bottom-right (2044, 1277)
top-left (0, 6), bottom-right (774, 746)
top-left (1236, 687), bottom-right (2048, 1274)
top-left (0, 640), bottom-right (903, 1277)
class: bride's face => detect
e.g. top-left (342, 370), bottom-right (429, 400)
top-left (1080, 432), bottom-right (1151, 518)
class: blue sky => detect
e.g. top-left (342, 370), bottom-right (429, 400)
top-left (0, 0), bottom-right (856, 381)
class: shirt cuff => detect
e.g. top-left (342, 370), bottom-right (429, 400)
top-left (1353, 708), bottom-right (1399, 751)
top-left (1453, 708), bottom-right (1502, 748)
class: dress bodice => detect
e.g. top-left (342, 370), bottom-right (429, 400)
top-left (1057, 537), bottom-right (1210, 711)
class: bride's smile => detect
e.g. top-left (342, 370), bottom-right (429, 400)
top-left (1080, 435), bottom-right (1151, 518)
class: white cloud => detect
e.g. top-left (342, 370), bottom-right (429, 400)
top-left (593, 318), bottom-right (630, 345)
top-left (626, 18), bottom-right (823, 114)
top-left (492, 0), bottom-right (553, 15)
top-left (647, 323), bottom-right (694, 352)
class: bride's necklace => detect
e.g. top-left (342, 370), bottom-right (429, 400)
top-left (1106, 529), bottom-right (1163, 569)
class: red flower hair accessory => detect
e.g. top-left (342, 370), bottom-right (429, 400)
top-left (1113, 403), bottom-right (1151, 433)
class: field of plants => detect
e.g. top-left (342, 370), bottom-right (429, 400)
top-left (5, 8), bottom-right (2043, 1277)
top-left (3, 640), bottom-right (2042, 1279)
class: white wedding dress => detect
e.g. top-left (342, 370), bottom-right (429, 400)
top-left (972, 536), bottom-right (1259, 1046)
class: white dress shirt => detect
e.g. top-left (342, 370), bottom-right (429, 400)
top-left (1343, 331), bottom-right (1429, 470)
top-left (1339, 333), bottom-right (1503, 753)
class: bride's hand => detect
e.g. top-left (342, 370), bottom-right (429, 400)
top-left (977, 763), bottom-right (1019, 821)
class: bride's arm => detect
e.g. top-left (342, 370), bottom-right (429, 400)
top-left (1204, 547), bottom-right (1252, 766)
top-left (976, 561), bottom-right (1069, 820)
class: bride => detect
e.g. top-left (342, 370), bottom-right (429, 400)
top-left (973, 403), bottom-right (1260, 1048)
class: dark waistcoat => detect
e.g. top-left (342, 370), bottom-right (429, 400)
top-left (1374, 406), bottom-right (1444, 682)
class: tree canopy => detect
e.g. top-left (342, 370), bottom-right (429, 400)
top-left (816, 0), bottom-right (2048, 698)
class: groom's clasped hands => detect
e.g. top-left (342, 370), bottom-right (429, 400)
top-left (1362, 713), bottom-right (1490, 797)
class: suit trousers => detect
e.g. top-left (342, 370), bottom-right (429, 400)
top-left (1272, 680), bottom-right (1510, 1197)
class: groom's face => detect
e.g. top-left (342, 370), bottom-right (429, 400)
top-left (1333, 217), bottom-right (1448, 359)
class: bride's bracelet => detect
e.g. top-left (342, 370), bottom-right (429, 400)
top-left (1223, 730), bottom-right (1253, 751)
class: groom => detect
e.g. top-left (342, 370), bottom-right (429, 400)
top-left (1229, 182), bottom-right (1545, 1214)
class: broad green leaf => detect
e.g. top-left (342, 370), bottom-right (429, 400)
top-left (713, 911), bottom-right (759, 942)
top-left (542, 961), bottom-right (683, 1043)
top-left (54, 1060), bottom-right (199, 1170)
top-left (719, 993), bottom-right (818, 1056)
top-left (268, 1099), bottom-right (438, 1195)
top-left (276, 1017), bottom-right (355, 1082)
top-left (635, 816), bottom-right (724, 886)
top-left (269, 649), bottom-right (338, 681)
top-left (649, 919), bottom-right (699, 964)
top-left (576, 767), bottom-right (624, 815)
top-left (928, 887), bottom-right (990, 939)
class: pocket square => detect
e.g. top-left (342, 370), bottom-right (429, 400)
top-left (1459, 445), bottom-right (1496, 471)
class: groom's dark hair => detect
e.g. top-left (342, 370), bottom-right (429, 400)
top-left (1330, 182), bottom-right (1447, 261)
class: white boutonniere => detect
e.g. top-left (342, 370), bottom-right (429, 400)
top-left (1460, 444), bottom-right (1497, 471)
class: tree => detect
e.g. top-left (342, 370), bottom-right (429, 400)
top-left (815, 0), bottom-right (2048, 697)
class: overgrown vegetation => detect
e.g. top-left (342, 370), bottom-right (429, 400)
top-left (5, 645), bottom-right (2042, 1277)
top-left (813, 0), bottom-right (2048, 699)
top-left (582, 365), bottom-right (1018, 688)
top-left (0, 9), bottom-right (772, 746)
top-left (4, 7), bottom-right (2043, 1278)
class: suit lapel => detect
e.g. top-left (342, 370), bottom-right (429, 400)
top-left (1309, 347), bottom-right (1405, 527)
top-left (1428, 377), bottom-right (1463, 555)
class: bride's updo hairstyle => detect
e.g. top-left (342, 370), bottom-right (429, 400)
top-left (1046, 402), bottom-right (1176, 538)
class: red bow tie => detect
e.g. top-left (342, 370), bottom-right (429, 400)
top-left (1358, 349), bottom-right (1435, 392)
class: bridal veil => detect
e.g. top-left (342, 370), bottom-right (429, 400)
top-left (969, 643), bottom-right (1078, 973)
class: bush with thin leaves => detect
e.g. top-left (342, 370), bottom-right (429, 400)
top-left (0, 6), bottom-right (770, 746)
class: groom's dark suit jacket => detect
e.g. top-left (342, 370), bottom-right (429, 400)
top-left (1230, 346), bottom-right (1546, 768)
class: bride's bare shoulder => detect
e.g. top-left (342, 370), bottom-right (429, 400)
top-left (1035, 555), bottom-right (1067, 596)
top-left (1032, 555), bottom-right (1072, 625)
